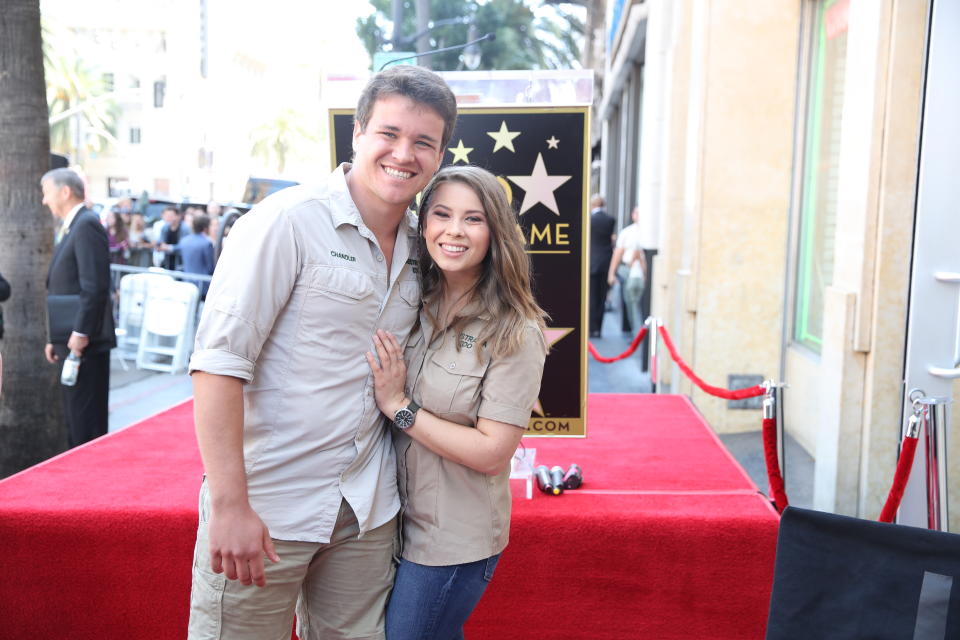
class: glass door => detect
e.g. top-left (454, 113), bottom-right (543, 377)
top-left (898, 0), bottom-right (960, 530)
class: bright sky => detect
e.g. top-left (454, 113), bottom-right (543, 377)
top-left (40, 0), bottom-right (375, 76)
top-left (211, 0), bottom-right (374, 75)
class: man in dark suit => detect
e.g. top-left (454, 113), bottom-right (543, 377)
top-left (41, 168), bottom-right (116, 448)
top-left (588, 194), bottom-right (616, 337)
top-left (157, 206), bottom-right (185, 270)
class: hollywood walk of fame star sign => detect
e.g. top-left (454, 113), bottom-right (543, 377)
top-left (329, 106), bottom-right (590, 436)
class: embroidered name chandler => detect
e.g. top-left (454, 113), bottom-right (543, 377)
top-left (330, 250), bottom-right (356, 262)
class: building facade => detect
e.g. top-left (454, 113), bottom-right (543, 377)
top-left (40, 0), bottom-right (363, 204)
top-left (599, 0), bottom-right (959, 527)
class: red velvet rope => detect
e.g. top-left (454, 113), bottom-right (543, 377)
top-left (878, 436), bottom-right (920, 523)
top-left (587, 327), bottom-right (649, 363)
top-left (762, 416), bottom-right (789, 513)
top-left (657, 326), bottom-right (765, 400)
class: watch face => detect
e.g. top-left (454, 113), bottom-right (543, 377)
top-left (394, 408), bottom-right (415, 430)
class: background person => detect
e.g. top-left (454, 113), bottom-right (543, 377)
top-left (41, 168), bottom-right (116, 448)
top-left (0, 270), bottom-right (9, 341)
top-left (215, 208), bottom-right (242, 260)
top-left (366, 165), bottom-right (547, 639)
top-left (607, 205), bottom-right (647, 334)
top-left (125, 214), bottom-right (152, 267)
top-left (178, 213), bottom-right (215, 297)
top-left (186, 64), bottom-right (456, 640)
top-left (206, 200), bottom-right (223, 219)
top-left (157, 206), bottom-right (185, 270)
top-left (105, 209), bottom-right (129, 264)
top-left (588, 194), bottom-right (615, 337)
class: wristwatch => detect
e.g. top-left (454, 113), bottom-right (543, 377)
top-left (393, 399), bottom-right (421, 430)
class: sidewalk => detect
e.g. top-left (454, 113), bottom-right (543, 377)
top-left (108, 355), bottom-right (192, 433)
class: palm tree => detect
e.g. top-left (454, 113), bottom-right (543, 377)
top-left (0, 0), bottom-right (66, 476)
top-left (356, 0), bottom-right (585, 71)
top-left (249, 109), bottom-right (318, 175)
top-left (42, 17), bottom-right (119, 163)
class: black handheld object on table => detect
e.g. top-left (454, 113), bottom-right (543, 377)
top-left (562, 463), bottom-right (583, 490)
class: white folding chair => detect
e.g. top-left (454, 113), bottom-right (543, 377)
top-left (116, 272), bottom-right (176, 362)
top-left (135, 281), bottom-right (200, 373)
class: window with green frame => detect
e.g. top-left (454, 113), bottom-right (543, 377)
top-left (794, 0), bottom-right (849, 352)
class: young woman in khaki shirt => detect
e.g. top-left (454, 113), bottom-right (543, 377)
top-left (366, 165), bottom-right (548, 639)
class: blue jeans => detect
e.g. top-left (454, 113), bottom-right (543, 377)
top-left (385, 554), bottom-right (501, 640)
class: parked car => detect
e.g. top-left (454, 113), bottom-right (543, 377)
top-left (241, 177), bottom-right (299, 206)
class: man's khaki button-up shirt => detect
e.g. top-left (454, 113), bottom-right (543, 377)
top-left (189, 164), bottom-right (420, 542)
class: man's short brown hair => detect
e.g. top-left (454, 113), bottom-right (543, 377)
top-left (354, 65), bottom-right (458, 150)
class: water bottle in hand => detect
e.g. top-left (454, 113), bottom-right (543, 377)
top-left (61, 352), bottom-right (81, 386)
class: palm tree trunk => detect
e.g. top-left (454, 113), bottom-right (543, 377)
top-left (0, 0), bottom-right (67, 476)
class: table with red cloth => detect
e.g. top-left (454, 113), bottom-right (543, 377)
top-left (0, 394), bottom-right (778, 639)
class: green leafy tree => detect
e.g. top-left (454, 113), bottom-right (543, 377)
top-left (0, 0), bottom-right (65, 476)
top-left (357, 0), bottom-right (584, 71)
top-left (250, 109), bottom-right (318, 175)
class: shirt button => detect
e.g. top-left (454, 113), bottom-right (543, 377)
top-left (448, 362), bottom-right (456, 369)
top-left (376, 253), bottom-right (384, 262)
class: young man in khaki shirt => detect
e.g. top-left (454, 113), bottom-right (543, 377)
top-left (187, 66), bottom-right (457, 639)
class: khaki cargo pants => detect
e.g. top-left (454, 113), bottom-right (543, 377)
top-left (188, 487), bottom-right (397, 640)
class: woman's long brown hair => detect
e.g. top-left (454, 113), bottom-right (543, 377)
top-left (417, 165), bottom-right (548, 358)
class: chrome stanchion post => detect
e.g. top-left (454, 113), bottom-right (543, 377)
top-left (763, 381), bottom-right (786, 487)
top-left (646, 316), bottom-right (659, 394)
top-left (762, 383), bottom-right (775, 422)
top-left (775, 383), bottom-right (786, 478)
top-left (918, 396), bottom-right (951, 531)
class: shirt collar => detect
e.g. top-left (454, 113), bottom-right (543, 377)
top-left (328, 163), bottom-right (362, 228)
top-left (329, 163), bottom-right (418, 233)
top-left (62, 202), bottom-right (84, 231)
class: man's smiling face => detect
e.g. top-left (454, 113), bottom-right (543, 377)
top-left (350, 93), bottom-right (445, 215)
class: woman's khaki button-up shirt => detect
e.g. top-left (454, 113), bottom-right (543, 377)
top-left (395, 311), bottom-right (547, 566)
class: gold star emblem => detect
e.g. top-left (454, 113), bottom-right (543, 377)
top-left (447, 139), bottom-right (473, 164)
top-left (507, 153), bottom-right (572, 216)
top-left (531, 327), bottom-right (574, 417)
top-left (486, 121), bottom-right (521, 153)
top-left (546, 136), bottom-right (559, 149)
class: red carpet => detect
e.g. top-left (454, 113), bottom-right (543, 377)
top-left (0, 394), bottom-right (778, 639)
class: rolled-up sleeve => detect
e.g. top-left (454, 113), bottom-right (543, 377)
top-left (477, 325), bottom-right (547, 427)
top-left (189, 202), bottom-right (300, 382)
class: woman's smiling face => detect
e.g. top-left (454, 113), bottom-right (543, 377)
top-left (423, 181), bottom-right (491, 286)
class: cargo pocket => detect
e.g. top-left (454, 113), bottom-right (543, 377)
top-left (188, 523), bottom-right (226, 638)
top-left (397, 281), bottom-right (419, 307)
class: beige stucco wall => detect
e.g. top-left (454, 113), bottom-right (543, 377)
top-left (650, 0), bottom-right (933, 523)
top-left (651, 0), bottom-right (799, 432)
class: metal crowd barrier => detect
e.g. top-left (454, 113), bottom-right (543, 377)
top-left (109, 264), bottom-right (211, 325)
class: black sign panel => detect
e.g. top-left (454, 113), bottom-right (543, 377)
top-left (329, 107), bottom-right (589, 436)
